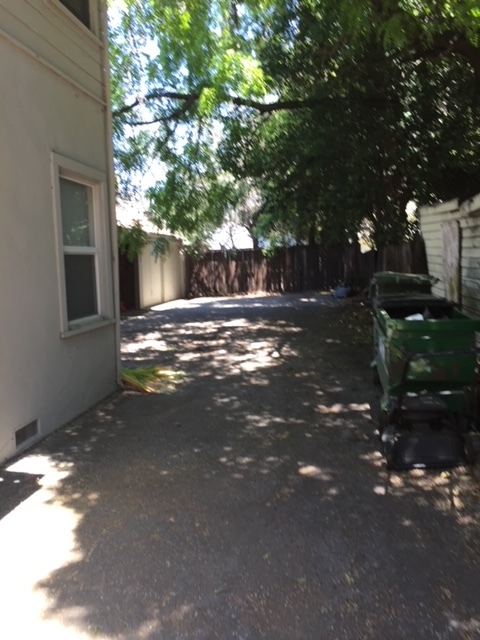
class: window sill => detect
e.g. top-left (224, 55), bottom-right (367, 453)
top-left (61, 317), bottom-right (115, 338)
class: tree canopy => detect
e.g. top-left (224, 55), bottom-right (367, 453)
top-left (109, 0), bottom-right (480, 248)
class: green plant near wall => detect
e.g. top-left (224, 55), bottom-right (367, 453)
top-left (151, 236), bottom-right (171, 260)
top-left (117, 221), bottom-right (149, 263)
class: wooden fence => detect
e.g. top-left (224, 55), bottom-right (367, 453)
top-left (186, 236), bottom-right (428, 297)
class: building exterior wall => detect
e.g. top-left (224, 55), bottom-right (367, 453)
top-left (0, 0), bottom-right (119, 463)
top-left (137, 238), bottom-right (186, 309)
top-left (420, 194), bottom-right (480, 317)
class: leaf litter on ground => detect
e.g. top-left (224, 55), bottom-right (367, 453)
top-left (121, 366), bottom-right (184, 393)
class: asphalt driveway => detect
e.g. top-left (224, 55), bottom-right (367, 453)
top-left (1, 293), bottom-right (480, 639)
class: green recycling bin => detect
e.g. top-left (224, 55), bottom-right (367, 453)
top-left (370, 272), bottom-right (480, 469)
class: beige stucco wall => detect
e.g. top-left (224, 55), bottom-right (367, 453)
top-left (420, 194), bottom-right (480, 317)
top-left (138, 237), bottom-right (186, 309)
top-left (0, 0), bottom-right (119, 463)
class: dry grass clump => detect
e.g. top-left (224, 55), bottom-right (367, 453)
top-left (121, 366), bottom-right (184, 393)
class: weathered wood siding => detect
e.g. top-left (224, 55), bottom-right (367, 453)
top-left (186, 240), bottom-right (428, 297)
top-left (420, 194), bottom-right (480, 317)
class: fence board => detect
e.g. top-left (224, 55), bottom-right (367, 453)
top-left (186, 238), bottom-right (428, 297)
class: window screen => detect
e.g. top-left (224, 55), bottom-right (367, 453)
top-left (59, 0), bottom-right (90, 28)
top-left (59, 176), bottom-right (98, 323)
top-left (64, 254), bottom-right (98, 321)
top-left (60, 178), bottom-right (94, 246)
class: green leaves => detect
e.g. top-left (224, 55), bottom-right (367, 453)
top-left (108, 0), bottom-right (480, 250)
top-left (117, 221), bottom-right (149, 262)
top-left (198, 87), bottom-right (218, 117)
top-left (145, 124), bottom-right (240, 246)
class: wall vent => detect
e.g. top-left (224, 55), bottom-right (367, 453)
top-left (15, 420), bottom-right (39, 448)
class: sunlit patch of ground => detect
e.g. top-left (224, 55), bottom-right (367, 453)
top-left (0, 455), bottom-right (92, 639)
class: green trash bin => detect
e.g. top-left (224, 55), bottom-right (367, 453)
top-left (371, 271), bottom-right (438, 302)
top-left (370, 271), bottom-right (480, 469)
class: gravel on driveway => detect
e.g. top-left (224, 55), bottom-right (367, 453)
top-left (1, 293), bottom-right (480, 640)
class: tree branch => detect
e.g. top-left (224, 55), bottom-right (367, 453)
top-left (112, 89), bottom-right (320, 121)
top-left (113, 90), bottom-right (200, 117)
top-left (415, 31), bottom-right (480, 78)
top-left (230, 95), bottom-right (319, 112)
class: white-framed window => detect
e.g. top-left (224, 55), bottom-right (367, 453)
top-left (52, 153), bottom-right (113, 336)
top-left (46, 0), bottom-right (100, 40)
top-left (59, 0), bottom-right (90, 28)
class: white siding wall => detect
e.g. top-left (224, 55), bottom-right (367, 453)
top-left (0, 0), bottom-right (118, 463)
top-left (0, 0), bottom-right (104, 98)
top-left (138, 238), bottom-right (186, 309)
top-left (420, 194), bottom-right (480, 317)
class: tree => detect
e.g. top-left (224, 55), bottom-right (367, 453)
top-left (108, 0), bottom-right (480, 247)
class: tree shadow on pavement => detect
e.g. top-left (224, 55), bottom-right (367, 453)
top-left (2, 294), bottom-right (480, 639)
